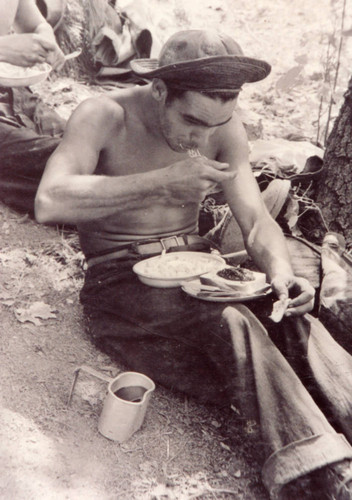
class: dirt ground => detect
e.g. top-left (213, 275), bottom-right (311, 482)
top-left (1, 0), bottom-right (352, 499)
top-left (0, 203), bottom-right (267, 500)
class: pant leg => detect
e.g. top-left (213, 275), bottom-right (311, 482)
top-left (80, 258), bottom-right (352, 497)
top-left (11, 87), bottom-right (66, 137)
top-left (294, 315), bottom-right (352, 442)
top-left (222, 307), bottom-right (352, 498)
top-left (0, 121), bottom-right (60, 214)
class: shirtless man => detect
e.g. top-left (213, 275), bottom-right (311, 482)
top-left (35, 30), bottom-right (352, 498)
top-left (35, 29), bottom-right (311, 313)
top-left (0, 0), bottom-right (65, 213)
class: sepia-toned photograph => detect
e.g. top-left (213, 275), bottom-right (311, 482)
top-left (1, 0), bottom-right (352, 498)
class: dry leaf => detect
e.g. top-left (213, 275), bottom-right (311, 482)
top-left (294, 54), bottom-right (308, 65)
top-left (14, 301), bottom-right (57, 326)
top-left (0, 290), bottom-right (15, 306)
top-left (275, 65), bottom-right (304, 92)
top-left (284, 197), bottom-right (303, 237)
top-left (220, 442), bottom-right (231, 452)
top-left (211, 420), bottom-right (221, 428)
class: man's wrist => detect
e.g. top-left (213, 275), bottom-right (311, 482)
top-left (269, 270), bottom-right (294, 284)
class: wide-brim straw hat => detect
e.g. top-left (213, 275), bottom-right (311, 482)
top-left (130, 30), bottom-right (271, 92)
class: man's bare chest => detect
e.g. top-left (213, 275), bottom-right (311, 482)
top-left (99, 132), bottom-right (185, 177)
top-left (98, 125), bottom-right (218, 177)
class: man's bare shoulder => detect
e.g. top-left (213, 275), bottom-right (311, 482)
top-left (213, 109), bottom-right (248, 156)
top-left (61, 88), bottom-right (147, 159)
top-left (72, 88), bottom-right (143, 130)
top-left (75, 94), bottom-right (125, 124)
top-left (63, 94), bottom-right (128, 147)
top-left (224, 109), bottom-right (247, 136)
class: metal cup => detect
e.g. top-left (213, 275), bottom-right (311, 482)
top-left (68, 365), bottom-right (155, 442)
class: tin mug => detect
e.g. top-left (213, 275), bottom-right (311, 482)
top-left (68, 365), bottom-right (155, 442)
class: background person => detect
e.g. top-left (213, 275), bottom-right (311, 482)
top-left (0, 0), bottom-right (65, 214)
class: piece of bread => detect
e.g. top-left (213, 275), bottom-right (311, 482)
top-left (200, 266), bottom-right (267, 294)
top-left (269, 298), bottom-right (290, 322)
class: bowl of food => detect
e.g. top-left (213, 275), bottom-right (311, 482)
top-left (0, 62), bottom-right (52, 87)
top-left (132, 251), bottom-right (226, 288)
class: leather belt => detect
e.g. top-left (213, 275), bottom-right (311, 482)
top-left (86, 234), bottom-right (214, 268)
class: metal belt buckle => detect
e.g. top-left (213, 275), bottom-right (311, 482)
top-left (160, 235), bottom-right (181, 252)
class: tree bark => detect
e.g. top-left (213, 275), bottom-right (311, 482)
top-left (315, 76), bottom-right (352, 249)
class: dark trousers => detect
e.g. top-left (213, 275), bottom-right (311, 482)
top-left (0, 87), bottom-right (63, 214)
top-left (80, 256), bottom-right (352, 498)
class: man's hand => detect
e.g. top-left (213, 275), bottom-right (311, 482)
top-left (271, 275), bottom-right (315, 317)
top-left (164, 157), bottom-right (235, 204)
top-left (0, 33), bottom-right (64, 68)
top-left (45, 43), bottom-right (65, 71)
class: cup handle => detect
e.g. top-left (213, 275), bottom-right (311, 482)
top-left (67, 365), bottom-right (114, 406)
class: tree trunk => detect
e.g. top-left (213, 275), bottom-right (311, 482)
top-left (315, 76), bottom-right (352, 249)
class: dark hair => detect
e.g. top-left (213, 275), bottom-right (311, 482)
top-left (164, 82), bottom-right (239, 105)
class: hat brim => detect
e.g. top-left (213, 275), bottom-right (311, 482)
top-left (130, 55), bottom-right (271, 90)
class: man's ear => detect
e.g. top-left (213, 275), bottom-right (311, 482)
top-left (151, 79), bottom-right (168, 102)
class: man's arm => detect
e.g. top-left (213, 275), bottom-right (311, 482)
top-left (35, 96), bottom-right (235, 224)
top-left (0, 0), bottom-right (64, 68)
top-left (14, 0), bottom-right (50, 33)
top-left (216, 114), bottom-right (315, 316)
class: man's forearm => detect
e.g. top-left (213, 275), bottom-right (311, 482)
top-left (35, 169), bottom-right (169, 225)
top-left (244, 217), bottom-right (293, 281)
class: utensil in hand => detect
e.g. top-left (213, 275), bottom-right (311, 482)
top-left (64, 49), bottom-right (82, 62)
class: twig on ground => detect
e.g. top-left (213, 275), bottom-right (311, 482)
top-left (166, 436), bottom-right (170, 460)
top-left (166, 438), bottom-right (189, 463)
top-left (291, 188), bottom-right (330, 231)
top-left (188, 487), bottom-right (239, 499)
top-left (157, 411), bottom-right (171, 426)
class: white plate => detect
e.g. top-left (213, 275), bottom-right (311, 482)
top-left (133, 252), bottom-right (226, 288)
top-left (0, 62), bottom-right (52, 87)
top-left (182, 279), bottom-right (272, 302)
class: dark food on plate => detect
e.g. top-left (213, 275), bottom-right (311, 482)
top-left (200, 266), bottom-right (267, 294)
top-left (217, 267), bottom-right (255, 282)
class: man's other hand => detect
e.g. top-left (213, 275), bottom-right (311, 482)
top-left (271, 275), bottom-right (315, 317)
top-left (45, 43), bottom-right (65, 71)
top-left (0, 33), bottom-right (62, 67)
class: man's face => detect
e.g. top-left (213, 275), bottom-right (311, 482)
top-left (158, 91), bottom-right (236, 153)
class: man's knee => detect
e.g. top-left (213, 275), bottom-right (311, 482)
top-left (222, 305), bottom-right (254, 334)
